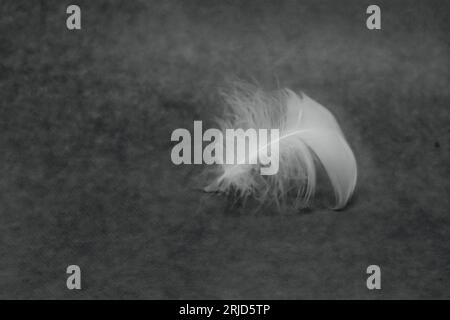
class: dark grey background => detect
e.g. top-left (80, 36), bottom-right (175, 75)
top-left (0, 0), bottom-right (449, 299)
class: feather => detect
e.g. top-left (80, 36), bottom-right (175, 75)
top-left (204, 83), bottom-right (357, 210)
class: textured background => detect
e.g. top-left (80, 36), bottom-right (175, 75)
top-left (0, 0), bottom-right (449, 299)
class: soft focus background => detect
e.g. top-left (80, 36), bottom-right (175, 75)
top-left (0, 0), bottom-right (449, 299)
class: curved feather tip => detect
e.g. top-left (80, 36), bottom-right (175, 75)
top-left (205, 83), bottom-right (357, 210)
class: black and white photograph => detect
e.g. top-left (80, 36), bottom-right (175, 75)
top-left (0, 0), bottom-right (449, 305)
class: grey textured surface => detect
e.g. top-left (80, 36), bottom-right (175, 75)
top-left (0, 0), bottom-right (449, 299)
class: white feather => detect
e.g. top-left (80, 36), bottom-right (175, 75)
top-left (204, 83), bottom-right (357, 210)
